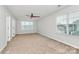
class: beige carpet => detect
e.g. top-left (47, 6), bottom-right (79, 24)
top-left (2, 34), bottom-right (77, 54)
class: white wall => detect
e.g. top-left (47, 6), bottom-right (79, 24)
top-left (16, 19), bottom-right (37, 34)
top-left (0, 6), bottom-right (6, 49)
top-left (37, 6), bottom-right (79, 49)
top-left (0, 6), bottom-right (16, 51)
top-left (5, 7), bottom-right (16, 41)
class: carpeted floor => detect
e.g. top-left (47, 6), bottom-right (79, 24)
top-left (2, 34), bottom-right (77, 54)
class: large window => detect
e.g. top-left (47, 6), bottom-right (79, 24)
top-left (57, 11), bottom-right (79, 35)
top-left (57, 15), bottom-right (68, 34)
top-left (21, 21), bottom-right (33, 30)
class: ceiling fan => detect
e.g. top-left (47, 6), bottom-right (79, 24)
top-left (26, 13), bottom-right (40, 18)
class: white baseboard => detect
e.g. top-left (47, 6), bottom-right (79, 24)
top-left (0, 34), bottom-right (17, 53)
top-left (38, 32), bottom-right (79, 49)
top-left (0, 42), bottom-right (7, 53)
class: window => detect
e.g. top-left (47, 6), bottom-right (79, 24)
top-left (57, 15), bottom-right (68, 34)
top-left (21, 21), bottom-right (33, 30)
top-left (57, 10), bottom-right (79, 35)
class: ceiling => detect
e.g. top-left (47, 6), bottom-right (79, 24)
top-left (6, 5), bottom-right (67, 20)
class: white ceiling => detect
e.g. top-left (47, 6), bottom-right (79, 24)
top-left (6, 5), bottom-right (67, 20)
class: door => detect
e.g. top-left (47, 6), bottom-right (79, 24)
top-left (6, 16), bottom-right (11, 41)
top-left (12, 18), bottom-right (16, 37)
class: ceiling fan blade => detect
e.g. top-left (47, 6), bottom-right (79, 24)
top-left (32, 16), bottom-right (40, 17)
top-left (26, 15), bottom-right (30, 16)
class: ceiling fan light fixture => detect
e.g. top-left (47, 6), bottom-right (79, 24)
top-left (26, 12), bottom-right (40, 18)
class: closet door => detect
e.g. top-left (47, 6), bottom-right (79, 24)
top-left (6, 16), bottom-right (11, 41)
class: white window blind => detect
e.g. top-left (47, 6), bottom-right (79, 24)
top-left (21, 21), bottom-right (33, 30)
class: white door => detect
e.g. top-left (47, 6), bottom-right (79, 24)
top-left (12, 18), bottom-right (16, 37)
top-left (6, 16), bottom-right (11, 41)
